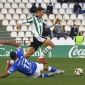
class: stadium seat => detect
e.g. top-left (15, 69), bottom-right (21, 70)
top-left (8, 9), bottom-right (15, 14)
top-left (9, 20), bottom-right (16, 25)
top-left (83, 32), bottom-right (85, 36)
top-left (21, 26), bottom-right (27, 31)
top-left (23, 37), bottom-right (30, 44)
top-left (56, 14), bottom-right (62, 20)
top-left (66, 8), bottom-right (73, 14)
top-left (22, 0), bottom-right (28, 3)
top-left (63, 14), bottom-right (69, 20)
top-left (19, 3), bottom-right (25, 9)
top-left (25, 23), bottom-right (30, 26)
top-left (60, 20), bottom-right (66, 25)
top-left (83, 3), bottom-right (85, 8)
top-left (26, 3), bottom-right (32, 9)
top-left (59, 9), bottom-right (65, 14)
top-left (0, 14), bottom-right (4, 20)
top-left (62, 3), bottom-right (68, 9)
top-left (70, 14), bottom-right (76, 20)
top-left (81, 20), bottom-right (85, 25)
top-left (50, 0), bottom-right (57, 3)
top-left (36, 3), bottom-right (38, 8)
top-left (77, 14), bottom-right (83, 20)
top-left (28, 26), bottom-right (32, 31)
top-left (41, 3), bottom-right (47, 9)
top-left (69, 3), bottom-right (74, 9)
top-left (16, 9), bottom-right (22, 14)
top-left (0, 3), bottom-right (3, 8)
top-left (20, 14), bottom-right (26, 20)
top-left (15, 0), bottom-right (21, 3)
top-left (2, 20), bottom-right (9, 26)
top-left (5, 14), bottom-right (12, 20)
top-left (4, 3), bottom-right (10, 8)
top-left (0, 0), bottom-right (6, 3)
top-left (11, 32), bottom-right (17, 37)
top-left (49, 14), bottom-right (55, 20)
top-left (29, 0), bottom-right (35, 3)
top-left (25, 32), bottom-right (32, 37)
top-left (12, 3), bottom-right (18, 9)
top-left (79, 26), bottom-right (85, 32)
top-left (6, 26), bottom-right (13, 31)
top-left (16, 37), bottom-right (23, 44)
top-left (51, 37), bottom-right (58, 45)
top-left (1, 8), bottom-right (7, 14)
top-left (53, 9), bottom-right (58, 14)
top-left (66, 37), bottom-right (75, 45)
top-left (27, 13), bottom-right (33, 18)
top-left (74, 20), bottom-right (81, 26)
top-left (23, 37), bottom-right (29, 41)
top-left (55, 3), bottom-right (61, 9)
top-left (42, 14), bottom-right (48, 20)
top-left (23, 38), bottom-right (30, 45)
top-left (15, 37), bottom-right (22, 41)
top-left (65, 25), bottom-right (71, 32)
top-left (18, 32), bottom-right (25, 37)
top-left (36, 0), bottom-right (43, 3)
top-left (7, 0), bottom-right (14, 3)
top-left (67, 20), bottom-right (74, 26)
top-left (13, 14), bottom-right (19, 20)
top-left (23, 9), bottom-right (29, 14)
top-left (43, 0), bottom-right (50, 3)
top-left (57, 37), bottom-right (67, 45)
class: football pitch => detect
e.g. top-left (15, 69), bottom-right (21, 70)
top-left (0, 58), bottom-right (85, 85)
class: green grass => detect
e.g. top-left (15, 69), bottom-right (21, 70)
top-left (0, 58), bottom-right (85, 85)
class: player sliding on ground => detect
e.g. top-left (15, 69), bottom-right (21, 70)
top-left (16, 7), bottom-right (60, 64)
top-left (0, 41), bottom-right (64, 78)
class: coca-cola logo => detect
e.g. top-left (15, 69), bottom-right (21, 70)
top-left (69, 45), bottom-right (85, 58)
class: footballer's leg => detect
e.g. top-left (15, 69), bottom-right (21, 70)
top-left (39, 65), bottom-right (65, 78)
top-left (24, 47), bottom-right (35, 58)
top-left (38, 38), bottom-right (54, 64)
top-left (43, 66), bottom-right (65, 76)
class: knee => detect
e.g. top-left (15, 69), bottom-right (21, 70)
top-left (50, 43), bottom-right (54, 48)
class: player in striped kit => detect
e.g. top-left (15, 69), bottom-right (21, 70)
top-left (16, 7), bottom-right (60, 64)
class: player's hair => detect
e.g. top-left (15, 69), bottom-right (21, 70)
top-left (10, 51), bottom-right (16, 60)
top-left (36, 7), bottom-right (44, 12)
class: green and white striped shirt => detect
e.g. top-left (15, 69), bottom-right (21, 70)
top-left (18, 16), bottom-right (46, 37)
top-left (18, 15), bottom-right (55, 37)
top-left (26, 16), bottom-right (46, 37)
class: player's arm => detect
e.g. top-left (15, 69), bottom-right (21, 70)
top-left (16, 17), bottom-right (33, 30)
top-left (6, 60), bottom-right (12, 71)
top-left (0, 41), bottom-right (20, 48)
top-left (0, 41), bottom-right (23, 57)
top-left (6, 60), bottom-right (14, 71)
top-left (44, 18), bottom-right (60, 29)
top-left (0, 72), bottom-right (10, 78)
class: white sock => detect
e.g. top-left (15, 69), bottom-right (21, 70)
top-left (39, 46), bottom-right (52, 58)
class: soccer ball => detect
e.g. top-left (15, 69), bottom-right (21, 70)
top-left (74, 68), bottom-right (83, 76)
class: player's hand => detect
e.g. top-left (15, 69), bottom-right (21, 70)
top-left (0, 41), bottom-right (8, 45)
top-left (16, 23), bottom-right (21, 30)
top-left (55, 18), bottom-right (60, 24)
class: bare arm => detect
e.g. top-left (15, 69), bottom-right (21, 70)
top-left (0, 41), bottom-right (20, 48)
top-left (44, 18), bottom-right (60, 29)
top-left (16, 17), bottom-right (33, 30)
top-left (6, 60), bottom-right (12, 71)
top-left (0, 72), bottom-right (10, 78)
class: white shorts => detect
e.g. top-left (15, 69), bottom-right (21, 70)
top-left (30, 63), bottom-right (44, 78)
